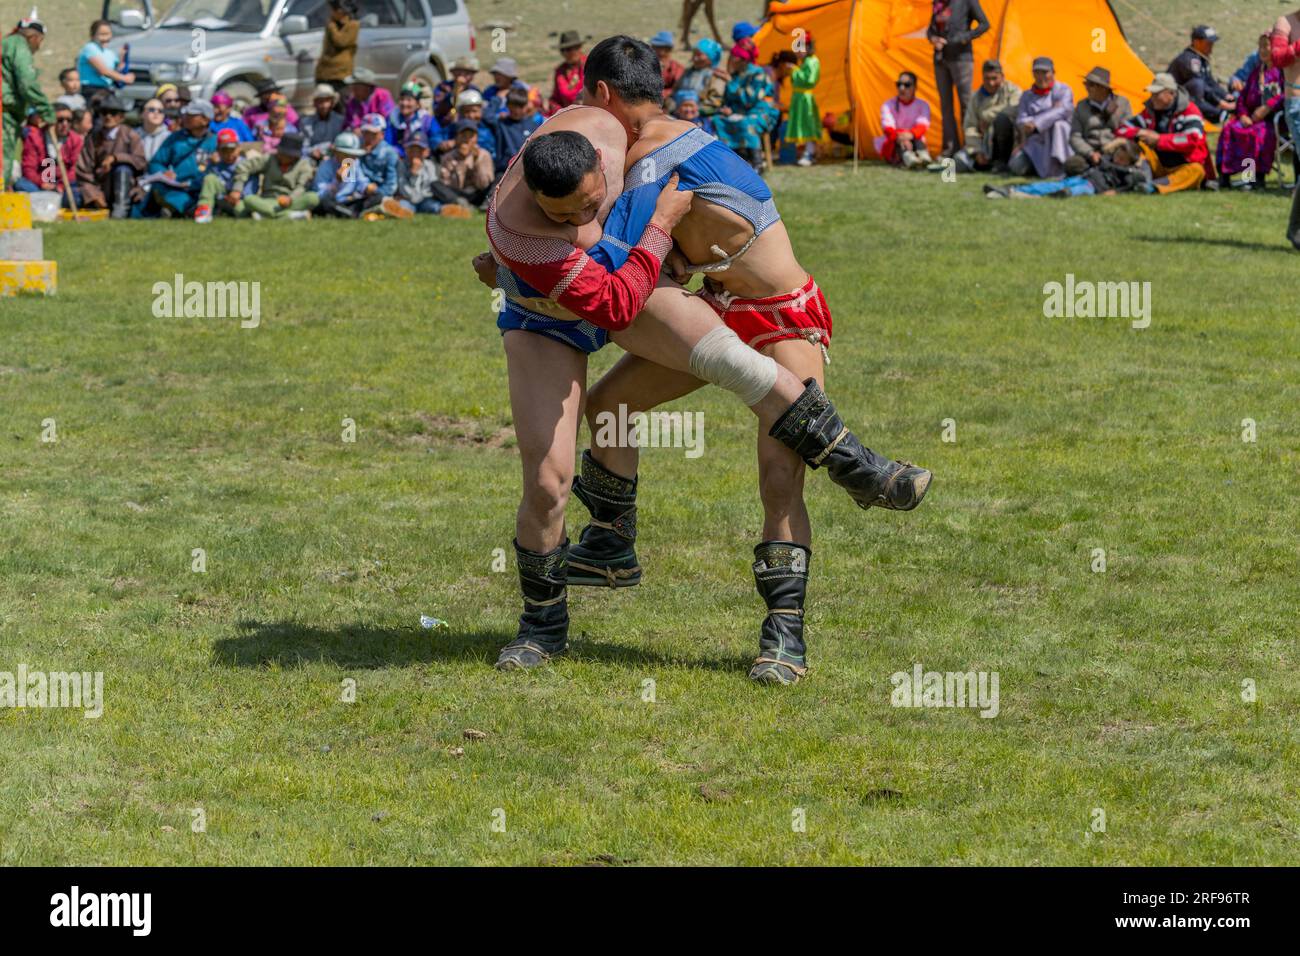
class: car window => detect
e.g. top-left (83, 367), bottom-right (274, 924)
top-left (357, 0), bottom-right (403, 26)
top-left (284, 0), bottom-right (331, 28)
top-left (159, 0), bottom-right (273, 32)
top-left (404, 0), bottom-right (427, 26)
top-left (427, 0), bottom-right (456, 15)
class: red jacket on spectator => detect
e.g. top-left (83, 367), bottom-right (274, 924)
top-left (21, 123), bottom-right (82, 191)
top-left (1117, 88), bottom-right (1210, 178)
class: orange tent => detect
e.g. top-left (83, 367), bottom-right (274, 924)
top-left (755, 0), bottom-right (1154, 159)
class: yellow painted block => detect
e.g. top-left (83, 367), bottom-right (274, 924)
top-left (0, 194), bottom-right (34, 231)
top-left (58, 208), bottom-right (110, 222)
top-left (0, 259), bottom-right (57, 296)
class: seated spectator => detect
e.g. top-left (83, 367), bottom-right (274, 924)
top-left (985, 137), bottom-right (1152, 198)
top-left (342, 68), bottom-right (395, 131)
top-left (225, 133), bottom-right (318, 220)
top-left (1009, 57), bottom-right (1074, 177)
top-left (193, 128), bottom-right (246, 221)
top-left (673, 38), bottom-right (727, 115)
top-left (155, 84), bottom-right (183, 130)
top-left (714, 42), bottom-right (780, 171)
top-left (875, 71), bottom-right (933, 168)
top-left (674, 90), bottom-right (714, 135)
top-left (432, 55), bottom-right (480, 124)
top-left (387, 83), bottom-right (430, 156)
top-left (1065, 66), bottom-right (1132, 175)
top-left (56, 68), bottom-right (85, 112)
top-left (380, 130), bottom-right (446, 217)
top-left (1231, 50), bottom-right (1259, 93)
top-left (243, 78), bottom-right (299, 129)
top-left (487, 87), bottom-right (543, 174)
top-left (320, 114), bottom-right (398, 218)
top-left (138, 99), bottom-right (172, 164)
top-left (17, 107), bottom-right (82, 205)
top-left (433, 89), bottom-right (497, 163)
top-left (211, 92), bottom-right (253, 143)
top-left (483, 58), bottom-right (541, 119)
top-left (436, 119), bottom-right (494, 210)
top-left (301, 85), bottom-right (346, 161)
top-left (954, 59), bottom-right (1020, 172)
top-left (75, 95), bottom-right (146, 218)
top-left (146, 99), bottom-right (217, 218)
top-left (1169, 25), bottom-right (1237, 125)
top-left (650, 31), bottom-right (684, 100)
top-left (313, 130), bottom-right (368, 209)
top-left (1116, 72), bottom-right (1208, 193)
top-left (252, 93), bottom-right (297, 153)
top-left (77, 20), bottom-right (134, 97)
top-left (71, 108), bottom-right (93, 139)
top-left (1217, 34), bottom-right (1284, 188)
top-left (548, 31), bottom-right (587, 115)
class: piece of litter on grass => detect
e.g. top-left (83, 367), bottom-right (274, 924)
top-left (463, 729), bottom-right (488, 741)
top-left (420, 615), bottom-right (449, 630)
top-left (448, 747), bottom-right (465, 758)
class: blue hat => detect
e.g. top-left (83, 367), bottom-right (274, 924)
top-left (675, 90), bottom-right (699, 103)
top-left (650, 30), bottom-right (674, 48)
top-left (732, 21), bottom-right (758, 42)
top-left (452, 119), bottom-right (479, 137)
top-left (405, 130), bottom-right (431, 151)
top-left (695, 37), bottom-right (723, 67)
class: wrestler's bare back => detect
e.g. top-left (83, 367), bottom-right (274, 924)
top-left (493, 105), bottom-right (628, 251)
top-left (628, 116), bottom-right (809, 299)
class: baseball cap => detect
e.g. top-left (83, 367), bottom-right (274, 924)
top-left (1032, 56), bottom-right (1054, 71)
top-left (1191, 25), bottom-right (1218, 42)
top-left (405, 130), bottom-right (431, 151)
top-left (1145, 72), bottom-right (1179, 94)
top-left (216, 128), bottom-right (240, 146)
top-left (452, 119), bottom-right (479, 137)
top-left (360, 112), bottom-right (386, 131)
top-left (182, 99), bottom-right (215, 120)
top-left (650, 31), bottom-right (674, 48)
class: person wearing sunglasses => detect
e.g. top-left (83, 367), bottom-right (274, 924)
top-left (138, 99), bottom-right (170, 163)
top-left (15, 106), bottom-right (82, 205)
top-left (876, 72), bottom-right (934, 168)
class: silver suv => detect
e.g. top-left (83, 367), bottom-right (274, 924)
top-left (100, 0), bottom-right (475, 109)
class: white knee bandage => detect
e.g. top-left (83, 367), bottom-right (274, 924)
top-left (688, 325), bottom-right (779, 407)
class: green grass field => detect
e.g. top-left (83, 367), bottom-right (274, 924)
top-left (2, 161), bottom-right (1298, 865)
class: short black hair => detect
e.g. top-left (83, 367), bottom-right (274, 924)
top-left (584, 35), bottom-right (664, 105)
top-left (59, 67), bottom-right (77, 81)
top-left (522, 130), bottom-right (600, 198)
top-left (506, 87), bottom-right (530, 108)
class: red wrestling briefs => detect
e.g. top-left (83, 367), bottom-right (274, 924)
top-left (698, 275), bottom-right (833, 354)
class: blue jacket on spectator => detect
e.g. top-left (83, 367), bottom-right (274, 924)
top-left (1233, 52), bottom-right (1260, 86)
top-left (386, 107), bottom-right (431, 156)
top-left (149, 128), bottom-right (218, 214)
top-left (358, 140), bottom-right (400, 197)
top-left (429, 115), bottom-right (496, 163)
top-left (487, 110), bottom-right (544, 173)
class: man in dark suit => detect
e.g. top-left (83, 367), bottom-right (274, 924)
top-left (927, 0), bottom-right (991, 157)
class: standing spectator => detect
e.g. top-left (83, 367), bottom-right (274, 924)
top-left (785, 35), bottom-right (822, 166)
top-left (2, 14), bottom-right (54, 189)
top-left (77, 20), bottom-right (134, 96)
top-left (193, 128), bottom-right (245, 221)
top-left (147, 99), bottom-right (217, 218)
top-left (548, 31), bottom-right (587, 115)
top-left (227, 133), bottom-right (318, 220)
top-left (1217, 35), bottom-right (1284, 189)
top-left (927, 0), bottom-right (989, 157)
top-left (436, 119), bottom-right (494, 209)
top-left (1117, 73), bottom-right (1208, 193)
top-left (17, 107), bottom-right (81, 204)
top-left (386, 83), bottom-right (429, 156)
top-left (75, 95), bottom-right (145, 218)
top-left (343, 68), bottom-right (395, 130)
top-left (673, 89), bottom-right (714, 135)
top-left (138, 99), bottom-right (172, 163)
top-left (252, 93), bottom-right (296, 153)
top-left (382, 129), bottom-right (443, 216)
top-left (483, 59), bottom-right (539, 119)
top-left (487, 87), bottom-right (543, 175)
top-left (679, 0), bottom-right (723, 50)
top-left (650, 31), bottom-right (685, 100)
top-left (317, 0), bottom-right (359, 95)
top-left (1168, 25), bottom-right (1237, 125)
top-left (301, 85), bottom-right (345, 161)
top-left (673, 37), bottom-right (726, 115)
top-left (875, 71), bottom-right (933, 168)
top-left (1065, 67), bottom-right (1132, 175)
top-left (56, 69), bottom-right (85, 112)
top-left (714, 42), bottom-right (780, 171)
top-left (243, 79), bottom-right (299, 128)
top-left (1009, 57), bottom-right (1074, 177)
top-left (432, 55), bottom-right (480, 123)
top-left (954, 59), bottom-right (1019, 172)
top-left (211, 92), bottom-right (253, 142)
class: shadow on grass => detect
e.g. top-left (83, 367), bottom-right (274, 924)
top-left (1134, 234), bottom-right (1295, 255)
top-left (212, 619), bottom-right (751, 674)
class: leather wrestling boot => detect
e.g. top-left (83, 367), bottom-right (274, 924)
top-left (749, 541), bottom-right (811, 686)
top-left (496, 540), bottom-right (570, 670)
top-left (769, 379), bottom-right (932, 511)
top-left (567, 450), bottom-right (642, 588)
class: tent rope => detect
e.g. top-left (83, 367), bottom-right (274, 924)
top-left (1108, 0), bottom-right (1186, 47)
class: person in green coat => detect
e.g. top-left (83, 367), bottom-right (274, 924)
top-left (785, 35), bottom-right (822, 167)
top-left (2, 16), bottom-right (55, 188)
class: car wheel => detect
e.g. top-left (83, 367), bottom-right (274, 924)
top-left (218, 80), bottom-right (259, 114)
top-left (402, 64), bottom-right (442, 112)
